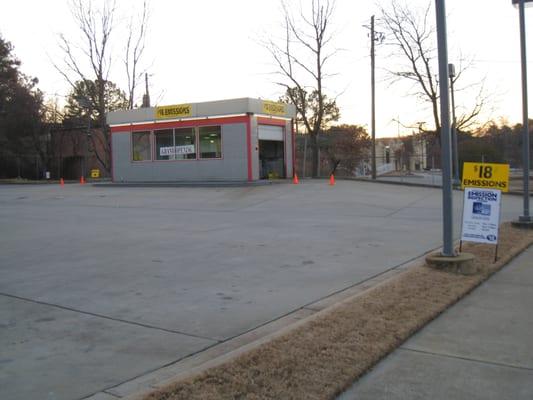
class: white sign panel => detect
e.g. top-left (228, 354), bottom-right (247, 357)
top-left (159, 145), bottom-right (195, 156)
top-left (258, 125), bottom-right (284, 141)
top-left (461, 188), bottom-right (501, 244)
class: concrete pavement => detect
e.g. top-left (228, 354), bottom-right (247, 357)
top-left (0, 181), bottom-right (526, 399)
top-left (338, 246), bottom-right (533, 400)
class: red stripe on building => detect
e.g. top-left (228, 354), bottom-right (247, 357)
top-left (256, 117), bottom-right (288, 127)
top-left (110, 115), bottom-right (249, 133)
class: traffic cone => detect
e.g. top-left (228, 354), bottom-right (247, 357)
top-left (80, 176), bottom-right (85, 185)
top-left (293, 173), bottom-right (299, 185)
top-left (60, 178), bottom-right (65, 187)
top-left (329, 174), bottom-right (335, 186)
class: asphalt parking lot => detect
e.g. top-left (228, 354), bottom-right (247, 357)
top-left (0, 180), bottom-right (524, 400)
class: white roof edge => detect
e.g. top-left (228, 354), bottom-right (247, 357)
top-left (107, 97), bottom-right (296, 126)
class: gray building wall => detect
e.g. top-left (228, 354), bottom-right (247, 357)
top-left (112, 123), bottom-right (248, 182)
top-left (284, 120), bottom-right (294, 178)
top-left (250, 118), bottom-right (259, 180)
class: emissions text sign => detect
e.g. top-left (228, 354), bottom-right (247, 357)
top-left (461, 188), bottom-right (501, 244)
top-left (461, 162), bottom-right (509, 192)
top-left (155, 104), bottom-right (192, 120)
top-left (262, 100), bottom-right (286, 116)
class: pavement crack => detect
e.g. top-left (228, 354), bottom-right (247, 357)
top-left (400, 347), bottom-right (533, 372)
top-left (382, 192), bottom-right (438, 218)
top-left (79, 391), bottom-right (121, 400)
top-left (0, 291), bottom-right (218, 343)
top-left (101, 393), bottom-right (121, 399)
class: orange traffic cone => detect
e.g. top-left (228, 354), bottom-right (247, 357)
top-left (80, 176), bottom-right (85, 185)
top-left (293, 173), bottom-right (299, 185)
top-left (60, 178), bottom-right (65, 187)
top-left (329, 174), bottom-right (335, 186)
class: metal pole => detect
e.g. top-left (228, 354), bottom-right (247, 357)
top-left (518, 0), bottom-right (531, 222)
top-left (317, 143), bottom-right (321, 177)
top-left (87, 113), bottom-right (91, 179)
top-left (449, 64), bottom-right (460, 185)
top-left (370, 15), bottom-right (377, 180)
top-left (303, 134), bottom-right (307, 178)
top-left (435, 0), bottom-right (455, 256)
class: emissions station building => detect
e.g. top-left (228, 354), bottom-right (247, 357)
top-left (107, 98), bottom-right (296, 183)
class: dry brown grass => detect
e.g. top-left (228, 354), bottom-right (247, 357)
top-left (143, 223), bottom-right (533, 400)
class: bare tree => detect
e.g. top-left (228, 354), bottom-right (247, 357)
top-left (55, 0), bottom-right (150, 174)
top-left (265, 0), bottom-right (337, 178)
top-left (451, 67), bottom-right (488, 132)
top-left (378, 0), bottom-right (487, 134)
top-left (125, 0), bottom-right (149, 109)
top-left (54, 0), bottom-right (115, 173)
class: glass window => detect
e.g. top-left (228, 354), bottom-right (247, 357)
top-left (199, 126), bottom-right (222, 159)
top-left (155, 129), bottom-right (174, 160)
top-left (132, 131), bottom-right (151, 161)
top-left (174, 128), bottom-right (196, 160)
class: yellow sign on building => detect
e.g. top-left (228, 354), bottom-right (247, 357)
top-left (461, 162), bottom-right (509, 192)
top-left (262, 100), bottom-right (286, 116)
top-left (90, 169), bottom-right (100, 178)
top-left (155, 104), bottom-right (192, 120)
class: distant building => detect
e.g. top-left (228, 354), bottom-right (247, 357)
top-left (0, 123), bottom-right (105, 180)
top-left (49, 124), bottom-right (105, 180)
top-left (359, 135), bottom-right (428, 176)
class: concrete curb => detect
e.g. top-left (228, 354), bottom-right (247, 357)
top-left (341, 177), bottom-right (533, 196)
top-left (91, 180), bottom-right (287, 188)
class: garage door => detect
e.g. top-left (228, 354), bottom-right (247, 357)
top-left (258, 125), bottom-right (284, 141)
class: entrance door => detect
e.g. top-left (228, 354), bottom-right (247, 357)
top-left (259, 140), bottom-right (285, 179)
top-left (258, 125), bottom-right (285, 179)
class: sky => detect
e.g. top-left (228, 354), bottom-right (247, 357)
top-left (1, 0), bottom-right (532, 137)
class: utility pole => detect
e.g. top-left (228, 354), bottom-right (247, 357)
top-left (370, 15), bottom-right (377, 180)
top-left (369, 16), bottom-right (384, 180)
top-left (142, 73), bottom-right (151, 108)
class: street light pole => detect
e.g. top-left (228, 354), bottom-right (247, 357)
top-left (517, 0), bottom-right (531, 222)
top-left (86, 111), bottom-right (91, 180)
top-left (448, 63), bottom-right (460, 185)
top-left (435, 0), bottom-right (455, 256)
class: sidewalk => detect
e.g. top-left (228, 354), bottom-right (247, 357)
top-left (338, 246), bottom-right (533, 400)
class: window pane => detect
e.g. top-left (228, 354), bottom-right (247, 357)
top-left (132, 131), bottom-right (151, 161)
top-left (174, 128), bottom-right (196, 160)
top-left (155, 129), bottom-right (174, 160)
top-left (199, 126), bottom-right (222, 159)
